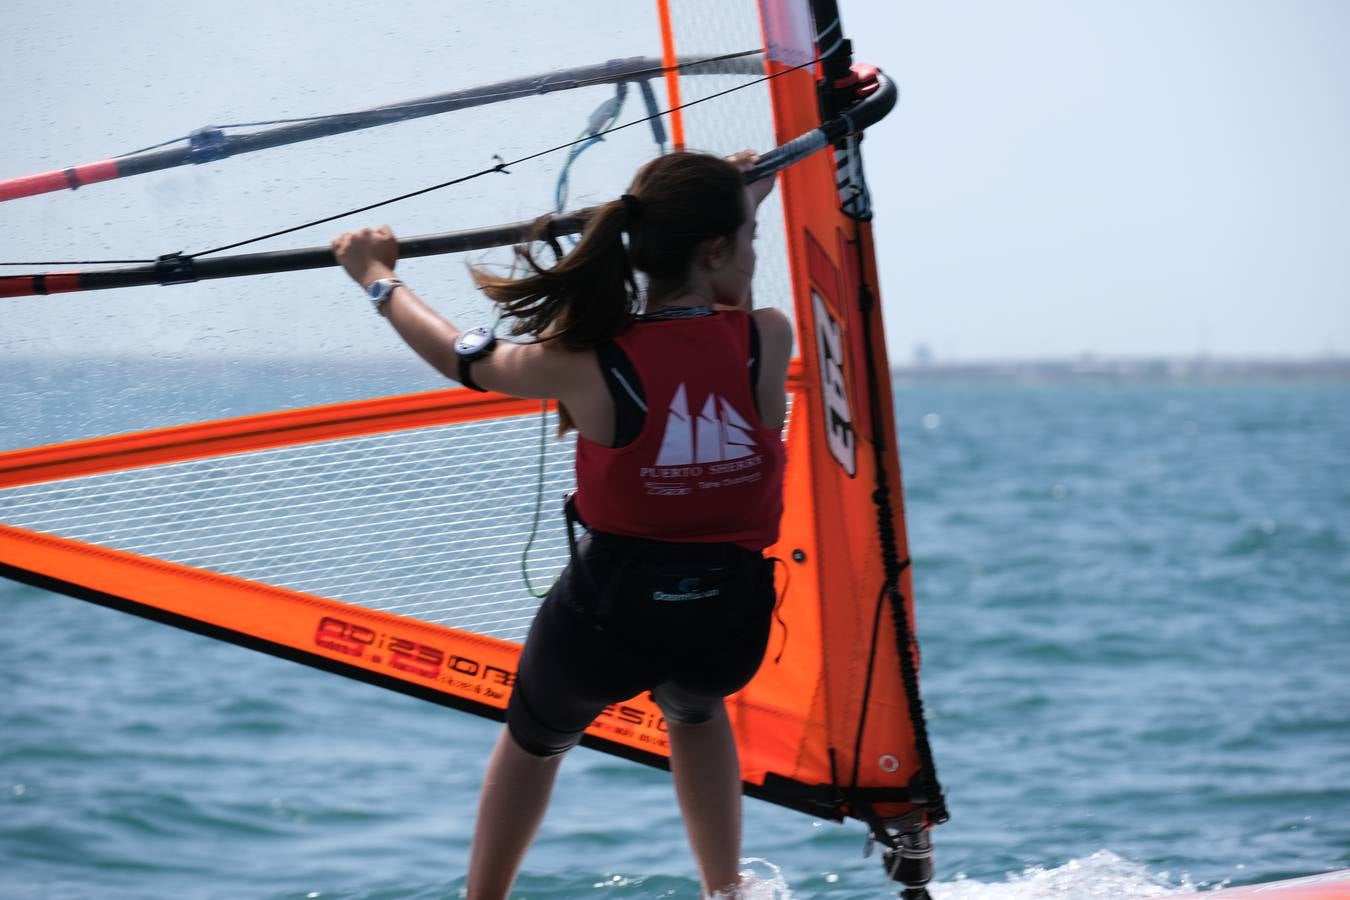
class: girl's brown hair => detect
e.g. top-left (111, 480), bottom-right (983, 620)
top-left (472, 151), bottom-right (746, 350)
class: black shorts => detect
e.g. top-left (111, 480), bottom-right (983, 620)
top-left (507, 530), bottom-right (777, 757)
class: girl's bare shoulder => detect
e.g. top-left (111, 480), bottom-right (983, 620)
top-left (471, 338), bottom-right (598, 401)
top-left (750, 306), bottom-right (794, 354)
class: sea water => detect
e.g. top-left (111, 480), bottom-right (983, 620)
top-left (2, 373), bottom-right (1347, 899)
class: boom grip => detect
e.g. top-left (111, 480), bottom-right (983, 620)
top-left (745, 68), bottom-right (896, 184)
top-left (748, 132), bottom-right (829, 182)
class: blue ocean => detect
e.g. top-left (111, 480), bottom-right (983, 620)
top-left (2, 370), bottom-right (1346, 899)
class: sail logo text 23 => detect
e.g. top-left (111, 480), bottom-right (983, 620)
top-left (812, 290), bottom-right (857, 477)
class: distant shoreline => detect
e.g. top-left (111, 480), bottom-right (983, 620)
top-left (892, 356), bottom-right (1350, 384)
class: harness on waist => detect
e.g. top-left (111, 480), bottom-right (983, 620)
top-left (561, 492), bottom-right (772, 629)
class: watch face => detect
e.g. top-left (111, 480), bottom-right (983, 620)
top-left (367, 280), bottom-right (390, 300)
top-left (456, 327), bottom-right (492, 355)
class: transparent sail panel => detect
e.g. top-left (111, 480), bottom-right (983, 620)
top-left (2, 1), bottom-right (790, 450)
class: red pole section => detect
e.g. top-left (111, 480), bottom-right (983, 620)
top-left (0, 273), bottom-right (82, 298)
top-left (0, 160), bottom-right (121, 202)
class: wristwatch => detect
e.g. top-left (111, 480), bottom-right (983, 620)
top-left (365, 277), bottom-right (403, 313)
top-left (454, 326), bottom-right (498, 392)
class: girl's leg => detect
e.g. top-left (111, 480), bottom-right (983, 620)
top-left (666, 702), bottom-right (743, 897)
top-left (465, 727), bottom-right (566, 900)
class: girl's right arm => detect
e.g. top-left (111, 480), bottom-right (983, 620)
top-left (332, 225), bottom-right (594, 403)
top-left (751, 306), bottom-right (793, 431)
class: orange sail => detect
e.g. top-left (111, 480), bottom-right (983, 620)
top-left (0, 0), bottom-right (943, 890)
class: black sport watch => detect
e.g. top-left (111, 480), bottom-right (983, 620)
top-left (454, 326), bottom-right (498, 392)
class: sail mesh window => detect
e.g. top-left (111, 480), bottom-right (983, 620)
top-left (0, 412), bottom-right (577, 643)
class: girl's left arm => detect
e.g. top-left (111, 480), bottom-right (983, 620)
top-left (725, 149), bottom-right (775, 209)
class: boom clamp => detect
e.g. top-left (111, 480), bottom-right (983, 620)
top-left (188, 127), bottom-right (229, 164)
top-left (154, 252), bottom-right (197, 286)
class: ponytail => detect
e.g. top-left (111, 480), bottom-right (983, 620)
top-left (470, 152), bottom-right (746, 434)
top-left (472, 151), bottom-right (745, 352)
top-left (471, 198), bottom-right (638, 350)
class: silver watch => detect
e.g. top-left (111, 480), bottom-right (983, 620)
top-left (365, 278), bottom-right (403, 312)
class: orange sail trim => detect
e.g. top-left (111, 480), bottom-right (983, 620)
top-left (0, 521), bottom-right (681, 761)
top-left (0, 377), bottom-right (837, 814)
top-left (0, 389), bottom-right (546, 491)
top-left (654, 0), bottom-right (687, 152)
top-left (0, 363), bottom-right (806, 491)
top-left (0, 522), bottom-right (524, 714)
top-left (0, 355), bottom-right (850, 815)
top-left (741, 40), bottom-right (935, 824)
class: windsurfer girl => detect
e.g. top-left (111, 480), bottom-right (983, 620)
top-left (332, 149), bottom-right (790, 900)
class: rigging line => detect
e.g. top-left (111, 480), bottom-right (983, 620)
top-left (112, 50), bottom-right (762, 160)
top-left (185, 54), bottom-right (822, 260)
top-left (113, 136), bottom-right (186, 157)
top-left (0, 259), bottom-right (154, 266)
top-left (848, 566), bottom-right (910, 791)
top-left (845, 221), bottom-right (948, 826)
top-left (186, 159), bottom-right (512, 258)
top-left (518, 400), bottom-right (556, 600)
top-left (516, 71), bottom-right (652, 599)
top-left (553, 82), bottom-right (630, 232)
top-left (0, 68), bottom-right (894, 291)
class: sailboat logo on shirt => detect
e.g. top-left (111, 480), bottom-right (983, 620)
top-left (654, 383), bottom-right (757, 465)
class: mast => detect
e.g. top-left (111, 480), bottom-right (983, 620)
top-left (805, 1), bottom-right (948, 896)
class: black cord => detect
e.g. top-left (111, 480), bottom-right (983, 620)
top-left (844, 223), bottom-right (947, 826)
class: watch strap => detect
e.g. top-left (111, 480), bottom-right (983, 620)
top-left (458, 355), bottom-right (487, 392)
top-left (453, 326), bottom-right (497, 391)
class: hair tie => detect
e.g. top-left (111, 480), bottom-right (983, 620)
top-left (619, 193), bottom-right (643, 222)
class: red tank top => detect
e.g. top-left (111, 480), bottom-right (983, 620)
top-left (574, 311), bottom-right (786, 551)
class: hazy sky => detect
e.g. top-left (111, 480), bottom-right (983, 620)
top-left (3, 1), bottom-right (1346, 363)
top-left (850, 0), bottom-right (1350, 361)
